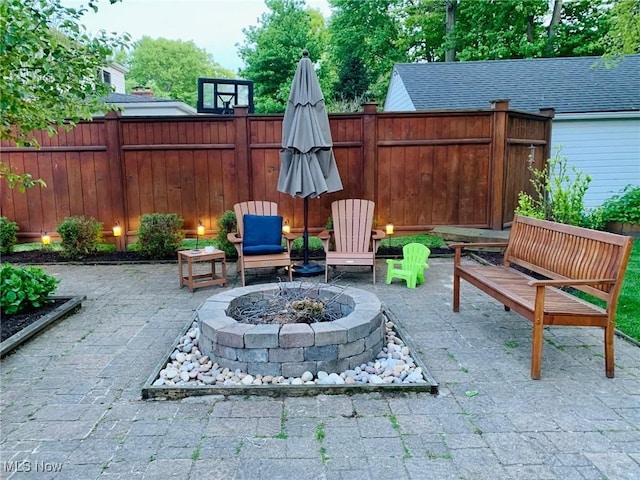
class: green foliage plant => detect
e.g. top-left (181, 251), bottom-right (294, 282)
top-left (57, 216), bottom-right (104, 260)
top-left (0, 0), bottom-right (129, 147)
top-left (136, 213), bottom-right (185, 259)
top-left (216, 210), bottom-right (238, 258)
top-left (515, 147), bottom-right (602, 228)
top-left (0, 216), bottom-right (19, 255)
top-left (600, 184), bottom-right (640, 224)
top-left (1, 264), bottom-right (60, 315)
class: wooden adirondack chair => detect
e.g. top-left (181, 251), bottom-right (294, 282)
top-left (386, 243), bottom-right (431, 288)
top-left (318, 199), bottom-right (386, 283)
top-left (227, 201), bottom-right (295, 286)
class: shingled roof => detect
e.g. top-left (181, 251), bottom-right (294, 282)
top-left (390, 54), bottom-right (640, 114)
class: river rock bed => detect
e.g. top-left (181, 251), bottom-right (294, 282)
top-left (153, 318), bottom-right (428, 387)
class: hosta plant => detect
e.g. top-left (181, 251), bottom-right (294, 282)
top-left (1, 264), bottom-right (60, 315)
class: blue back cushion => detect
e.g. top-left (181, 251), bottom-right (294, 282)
top-left (242, 214), bottom-right (285, 255)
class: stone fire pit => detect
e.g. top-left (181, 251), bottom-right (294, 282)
top-left (197, 282), bottom-right (384, 377)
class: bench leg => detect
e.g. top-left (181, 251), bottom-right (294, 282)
top-left (453, 272), bottom-right (460, 312)
top-left (604, 325), bottom-right (615, 378)
top-left (531, 287), bottom-right (545, 380)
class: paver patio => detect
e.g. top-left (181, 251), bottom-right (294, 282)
top-left (1, 258), bottom-right (638, 479)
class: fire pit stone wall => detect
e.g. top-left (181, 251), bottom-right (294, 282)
top-left (197, 282), bottom-right (385, 377)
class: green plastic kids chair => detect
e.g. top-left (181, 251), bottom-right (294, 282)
top-left (385, 243), bottom-right (431, 288)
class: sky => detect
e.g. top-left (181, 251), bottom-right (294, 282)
top-left (65, 0), bottom-right (332, 73)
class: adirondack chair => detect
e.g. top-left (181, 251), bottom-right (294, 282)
top-left (385, 243), bottom-right (431, 288)
top-left (318, 199), bottom-right (386, 283)
top-left (227, 201), bottom-right (295, 286)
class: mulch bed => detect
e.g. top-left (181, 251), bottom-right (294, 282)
top-left (1, 298), bottom-right (69, 343)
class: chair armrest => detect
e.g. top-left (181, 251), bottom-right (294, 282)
top-left (283, 232), bottom-right (298, 251)
top-left (372, 230), bottom-right (386, 241)
top-left (372, 230), bottom-right (386, 253)
top-left (227, 232), bottom-right (242, 244)
top-left (318, 229), bottom-right (332, 253)
top-left (318, 230), bottom-right (331, 240)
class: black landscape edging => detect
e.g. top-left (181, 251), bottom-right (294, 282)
top-left (0, 296), bottom-right (85, 357)
top-left (141, 306), bottom-right (438, 400)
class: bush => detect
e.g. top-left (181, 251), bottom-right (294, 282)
top-left (515, 147), bottom-right (603, 229)
top-left (57, 216), bottom-right (103, 260)
top-left (216, 210), bottom-right (238, 258)
top-left (600, 185), bottom-right (640, 224)
top-left (0, 216), bottom-right (19, 255)
top-left (1, 263), bottom-right (60, 315)
top-left (136, 213), bottom-right (185, 259)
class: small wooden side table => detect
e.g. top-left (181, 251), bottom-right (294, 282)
top-left (178, 249), bottom-right (227, 292)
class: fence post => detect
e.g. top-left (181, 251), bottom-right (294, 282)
top-left (362, 102), bottom-right (378, 201)
top-left (104, 110), bottom-right (127, 251)
top-left (233, 106), bottom-right (250, 203)
top-left (489, 99), bottom-right (509, 230)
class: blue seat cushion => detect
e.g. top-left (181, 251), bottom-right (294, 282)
top-left (242, 214), bottom-right (285, 256)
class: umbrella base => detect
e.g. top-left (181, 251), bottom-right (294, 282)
top-left (291, 261), bottom-right (324, 277)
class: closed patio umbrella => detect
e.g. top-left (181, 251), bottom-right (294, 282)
top-left (278, 50), bottom-right (343, 276)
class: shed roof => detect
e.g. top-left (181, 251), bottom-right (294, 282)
top-left (391, 54), bottom-right (640, 114)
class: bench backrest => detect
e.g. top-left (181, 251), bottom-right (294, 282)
top-left (504, 215), bottom-right (634, 303)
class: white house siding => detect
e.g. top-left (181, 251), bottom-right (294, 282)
top-left (383, 70), bottom-right (415, 111)
top-left (103, 64), bottom-right (126, 94)
top-left (551, 114), bottom-right (640, 208)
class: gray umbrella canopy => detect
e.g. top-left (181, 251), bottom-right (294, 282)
top-left (277, 51), bottom-right (342, 199)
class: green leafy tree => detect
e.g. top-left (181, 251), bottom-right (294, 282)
top-left (396, 0), bottom-right (447, 62)
top-left (548, 0), bottom-right (611, 57)
top-left (333, 54), bottom-right (369, 101)
top-left (328, 0), bottom-right (406, 101)
top-left (453, 0), bottom-right (549, 60)
top-left (0, 0), bottom-right (127, 190)
top-left (238, 0), bottom-right (327, 113)
top-left (603, 0), bottom-right (640, 56)
top-left (125, 37), bottom-right (235, 108)
top-left (0, 0), bottom-right (128, 146)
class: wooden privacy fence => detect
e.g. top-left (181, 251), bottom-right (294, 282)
top-left (1, 100), bottom-right (552, 247)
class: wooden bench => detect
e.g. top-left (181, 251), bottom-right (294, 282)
top-left (452, 214), bottom-right (633, 379)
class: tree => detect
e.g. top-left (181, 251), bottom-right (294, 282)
top-left (328, 0), bottom-right (407, 101)
top-left (453, 0), bottom-right (549, 60)
top-left (238, 0), bottom-right (327, 113)
top-left (0, 0), bottom-right (127, 147)
top-left (125, 37), bottom-right (234, 108)
top-left (548, 0), bottom-right (611, 57)
top-left (333, 54), bottom-right (369, 101)
top-left (0, 0), bottom-right (127, 190)
top-left (603, 0), bottom-right (640, 56)
top-left (395, 0), bottom-right (447, 63)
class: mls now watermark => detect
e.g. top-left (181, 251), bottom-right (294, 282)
top-left (2, 461), bottom-right (63, 473)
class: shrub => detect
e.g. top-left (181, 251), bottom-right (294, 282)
top-left (136, 213), bottom-right (185, 259)
top-left (1, 263), bottom-right (60, 315)
top-left (57, 216), bottom-right (103, 260)
top-left (515, 147), bottom-right (603, 229)
top-left (600, 185), bottom-right (640, 224)
top-left (0, 216), bottom-right (19, 255)
top-left (216, 210), bottom-right (238, 258)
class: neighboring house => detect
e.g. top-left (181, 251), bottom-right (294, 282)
top-left (100, 62), bottom-right (127, 94)
top-left (103, 91), bottom-right (197, 116)
top-left (384, 55), bottom-right (640, 208)
top-left (99, 62), bottom-right (197, 116)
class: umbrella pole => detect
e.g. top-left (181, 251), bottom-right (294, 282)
top-left (292, 196), bottom-right (324, 277)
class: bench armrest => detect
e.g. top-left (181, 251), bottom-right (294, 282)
top-left (450, 242), bottom-right (509, 250)
top-left (527, 278), bottom-right (616, 288)
top-left (452, 242), bottom-right (509, 265)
